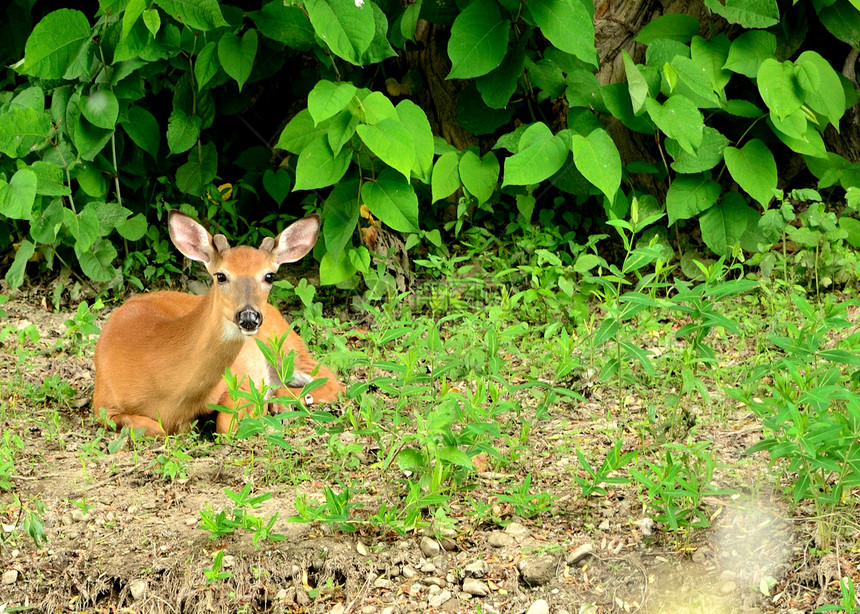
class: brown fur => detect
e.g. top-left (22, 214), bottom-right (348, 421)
top-left (92, 213), bottom-right (343, 436)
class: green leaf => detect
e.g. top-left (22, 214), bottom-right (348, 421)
top-left (21, 9), bottom-right (92, 79)
top-left (122, 0), bottom-right (147, 40)
top-left (635, 13), bottom-right (699, 44)
top-left (320, 249), bottom-right (357, 285)
top-left (167, 108), bottom-right (201, 155)
top-left (81, 90), bottom-right (118, 129)
top-left (305, 0), bottom-right (375, 65)
top-left (176, 142), bottom-right (218, 196)
top-left (0, 169), bottom-right (38, 220)
top-left (397, 100), bottom-right (434, 182)
top-left (666, 173), bottom-right (721, 225)
top-left (31, 161), bottom-right (70, 197)
top-left (360, 169), bottom-right (419, 233)
top-left (703, 0), bottom-right (779, 28)
top-left (0, 107), bottom-right (53, 158)
top-left (6, 240), bottom-right (35, 290)
top-left (817, 0), bottom-right (860, 45)
top-left (276, 109), bottom-right (324, 154)
top-left (263, 168), bottom-right (292, 205)
top-left (438, 446), bottom-right (474, 468)
top-left (308, 80), bottom-right (357, 125)
top-left (76, 237), bottom-right (118, 282)
top-left (218, 29), bottom-right (258, 92)
top-left (117, 213), bottom-right (148, 241)
top-left (327, 109), bottom-right (358, 155)
top-left (447, 0), bottom-right (510, 79)
top-left (457, 84), bottom-right (515, 135)
top-left (724, 30), bottom-right (776, 78)
top-left (64, 205), bottom-right (99, 252)
top-left (293, 137), bottom-right (352, 190)
top-left (571, 128), bottom-right (621, 202)
top-left (671, 56), bottom-right (721, 108)
top-left (622, 50), bottom-right (648, 115)
top-left (768, 116), bottom-right (828, 158)
top-left (475, 39), bottom-right (526, 109)
top-left (323, 180), bottom-right (360, 262)
top-left (723, 139), bottom-right (776, 207)
top-left (153, 0), bottom-right (228, 30)
top-left (143, 8), bottom-right (161, 36)
top-left (401, 0), bottom-right (422, 41)
top-left (74, 112), bottom-right (112, 161)
top-left (30, 199), bottom-right (64, 244)
top-left (797, 51), bottom-right (846, 129)
top-left (502, 122), bottom-right (568, 186)
top-left (691, 34), bottom-right (731, 93)
top-left (194, 41), bottom-right (220, 91)
top-left (839, 216), bottom-right (860, 248)
top-left (756, 58), bottom-right (803, 120)
top-left (356, 118), bottom-right (415, 180)
top-left (699, 193), bottom-right (758, 256)
top-left (667, 126), bottom-right (728, 173)
top-left (122, 105), bottom-right (160, 158)
top-left (644, 95), bottom-right (703, 154)
top-left (361, 1), bottom-right (397, 64)
top-left (459, 150), bottom-right (499, 204)
top-left (431, 151), bottom-right (461, 203)
top-left (253, 3), bottom-right (315, 49)
top-left (528, 0), bottom-right (596, 65)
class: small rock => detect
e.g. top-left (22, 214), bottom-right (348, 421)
top-left (636, 517), bottom-right (655, 536)
top-left (425, 576), bottom-right (446, 587)
top-left (129, 578), bottom-right (146, 600)
top-left (402, 565), bottom-right (416, 578)
top-left (488, 531), bottom-right (514, 548)
top-left (446, 572), bottom-right (456, 584)
top-left (504, 521), bottom-right (528, 539)
top-left (356, 542), bottom-right (368, 556)
top-left (328, 603), bottom-right (345, 614)
top-left (462, 577), bottom-right (489, 597)
top-left (428, 589), bottom-right (452, 609)
top-left (420, 536), bottom-right (440, 558)
top-left (61, 514), bottom-right (73, 527)
top-left (127, 505), bottom-right (139, 515)
top-left (464, 560), bottom-right (488, 578)
top-left (691, 550), bottom-right (706, 564)
top-left (567, 543), bottom-right (594, 566)
top-left (222, 555), bottom-right (235, 568)
top-left (2, 569), bottom-right (18, 585)
top-left (185, 517), bottom-right (197, 526)
top-left (71, 510), bottom-right (89, 523)
top-left (518, 554), bottom-right (557, 586)
top-left (361, 606), bottom-right (376, 614)
top-left (526, 599), bottom-right (550, 614)
top-left (373, 577), bottom-right (393, 590)
top-left (429, 584), bottom-right (441, 595)
top-left (598, 519), bottom-right (611, 531)
top-left (720, 569), bottom-right (738, 581)
top-left (381, 608), bottom-right (396, 614)
top-left (275, 588), bottom-right (288, 600)
top-left (420, 562), bottom-right (437, 574)
top-left (720, 580), bottom-right (737, 595)
top-left (440, 537), bottom-right (457, 551)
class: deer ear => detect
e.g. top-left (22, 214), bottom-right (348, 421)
top-left (271, 214), bottom-right (320, 265)
top-left (168, 210), bottom-right (218, 264)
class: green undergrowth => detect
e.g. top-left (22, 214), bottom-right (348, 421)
top-left (1, 239), bottom-right (859, 608)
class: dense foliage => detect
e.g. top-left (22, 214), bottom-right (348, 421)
top-left (0, 0), bottom-right (858, 292)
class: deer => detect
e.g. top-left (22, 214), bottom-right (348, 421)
top-left (92, 210), bottom-right (343, 436)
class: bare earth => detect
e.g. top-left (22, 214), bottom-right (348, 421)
top-left (0, 293), bottom-right (848, 614)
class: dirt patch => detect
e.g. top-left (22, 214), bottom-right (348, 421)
top-left (0, 295), bottom-right (847, 613)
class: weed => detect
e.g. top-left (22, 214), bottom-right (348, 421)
top-left (203, 549), bottom-right (233, 584)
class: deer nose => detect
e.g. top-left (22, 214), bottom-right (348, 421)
top-left (235, 306), bottom-right (262, 333)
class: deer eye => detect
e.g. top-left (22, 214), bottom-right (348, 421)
top-left (264, 272), bottom-right (275, 284)
top-left (215, 272), bottom-right (228, 283)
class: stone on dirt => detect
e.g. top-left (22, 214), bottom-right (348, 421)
top-left (464, 559), bottom-right (488, 577)
top-left (2, 569), bottom-right (19, 585)
top-left (462, 577), bottom-right (489, 596)
top-left (518, 553), bottom-right (558, 586)
top-left (488, 531), bottom-right (515, 547)
top-left (420, 536), bottom-right (440, 557)
top-left (128, 578), bottom-right (146, 600)
top-left (567, 543), bottom-right (594, 566)
top-left (526, 599), bottom-right (550, 614)
top-left (428, 588), bottom-right (452, 608)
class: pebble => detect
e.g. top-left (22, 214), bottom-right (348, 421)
top-left (71, 510), bottom-right (89, 523)
top-left (428, 589), bottom-right (452, 608)
top-left (518, 554), bottom-right (558, 586)
top-left (61, 514), bottom-right (73, 527)
top-left (424, 576), bottom-right (446, 588)
top-left (464, 560), bottom-right (488, 578)
top-left (440, 537), bottom-right (457, 551)
top-left (420, 536), bottom-right (440, 557)
top-left (504, 521), bottom-right (528, 539)
top-left (328, 603), bottom-right (345, 614)
top-left (402, 565), bottom-right (416, 578)
top-left (275, 588), bottom-right (288, 600)
top-left (129, 578), bottom-right (146, 600)
top-left (2, 569), bottom-right (18, 585)
top-left (222, 555), bottom-right (235, 568)
top-left (527, 599), bottom-right (550, 614)
top-left (691, 550), bottom-right (706, 564)
top-left (420, 562), bottom-right (437, 573)
top-left (598, 519), bottom-right (611, 531)
top-left (567, 543), bottom-right (593, 566)
top-left (428, 585), bottom-right (440, 595)
top-left (361, 606), bottom-right (376, 614)
top-left (373, 578), bottom-right (393, 590)
top-left (462, 577), bottom-right (489, 596)
top-left (488, 531), bottom-right (514, 548)
top-left (635, 517), bottom-right (655, 536)
top-left (381, 608), bottom-right (396, 614)
top-left (720, 580), bottom-right (737, 595)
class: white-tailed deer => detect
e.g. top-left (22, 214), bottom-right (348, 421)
top-left (92, 210), bottom-right (343, 436)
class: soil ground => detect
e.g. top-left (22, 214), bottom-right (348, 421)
top-left (0, 290), bottom-right (856, 614)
